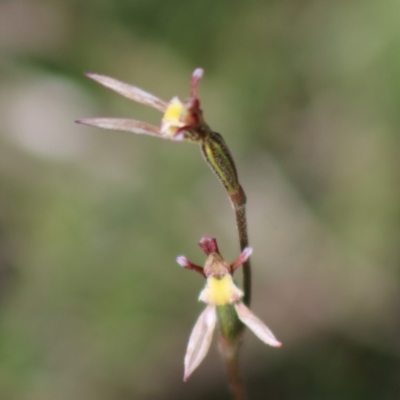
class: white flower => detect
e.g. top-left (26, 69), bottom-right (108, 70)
top-left (76, 68), bottom-right (207, 142)
top-left (177, 236), bottom-right (281, 381)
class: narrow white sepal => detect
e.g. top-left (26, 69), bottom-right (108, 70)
top-left (85, 73), bottom-right (168, 112)
top-left (76, 118), bottom-right (162, 137)
top-left (234, 302), bottom-right (282, 348)
top-left (184, 305), bottom-right (216, 381)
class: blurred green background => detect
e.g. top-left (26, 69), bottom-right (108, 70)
top-left (1, 0), bottom-right (400, 399)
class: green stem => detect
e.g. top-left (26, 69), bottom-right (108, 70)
top-left (232, 193), bottom-right (251, 306)
top-left (216, 304), bottom-right (247, 399)
top-left (218, 333), bottom-right (247, 400)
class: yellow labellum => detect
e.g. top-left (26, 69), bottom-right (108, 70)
top-left (164, 97), bottom-right (183, 121)
top-left (161, 97), bottom-right (185, 136)
top-left (199, 275), bottom-right (243, 306)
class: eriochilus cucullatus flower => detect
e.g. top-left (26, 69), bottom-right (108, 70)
top-left (177, 236), bottom-right (281, 381)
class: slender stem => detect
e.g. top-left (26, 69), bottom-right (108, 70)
top-left (218, 334), bottom-right (247, 400)
top-left (230, 186), bottom-right (251, 306)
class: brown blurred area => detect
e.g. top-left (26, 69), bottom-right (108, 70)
top-left (0, 1), bottom-right (400, 399)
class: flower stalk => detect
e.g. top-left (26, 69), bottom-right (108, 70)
top-left (218, 333), bottom-right (247, 400)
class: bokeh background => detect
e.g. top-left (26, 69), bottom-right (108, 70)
top-left (1, 0), bottom-right (400, 399)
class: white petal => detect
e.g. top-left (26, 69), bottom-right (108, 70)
top-left (76, 118), bottom-right (163, 137)
top-left (184, 305), bottom-right (216, 381)
top-left (86, 73), bottom-right (168, 112)
top-left (234, 302), bottom-right (281, 347)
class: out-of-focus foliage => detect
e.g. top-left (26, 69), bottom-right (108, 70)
top-left (1, 0), bottom-right (400, 399)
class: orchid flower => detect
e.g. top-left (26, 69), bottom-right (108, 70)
top-left (177, 236), bottom-right (281, 381)
top-left (76, 68), bottom-right (209, 142)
